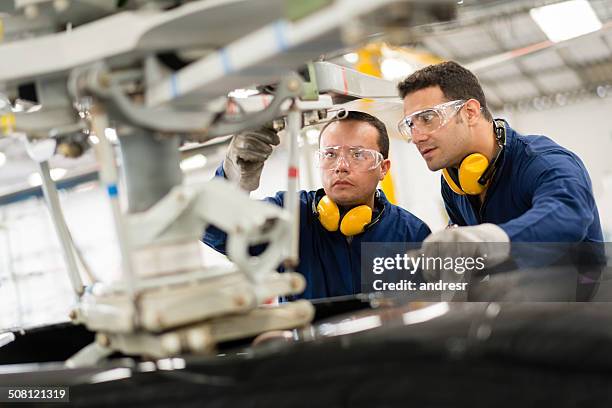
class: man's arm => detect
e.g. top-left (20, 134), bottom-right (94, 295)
top-left (202, 162), bottom-right (284, 255)
top-left (202, 126), bottom-right (280, 254)
top-left (499, 152), bottom-right (597, 242)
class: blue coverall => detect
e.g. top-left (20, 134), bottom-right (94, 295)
top-left (441, 121), bottom-right (605, 300)
top-left (203, 164), bottom-right (431, 300)
top-left (441, 121), bottom-right (603, 243)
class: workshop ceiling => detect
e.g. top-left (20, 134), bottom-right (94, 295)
top-left (415, 0), bottom-right (612, 110)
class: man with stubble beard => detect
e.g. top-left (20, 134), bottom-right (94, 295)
top-left (203, 111), bottom-right (431, 300)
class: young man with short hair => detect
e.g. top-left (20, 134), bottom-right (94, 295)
top-left (396, 62), bottom-right (604, 298)
top-left (397, 61), bottom-right (602, 244)
top-left (204, 111), bottom-right (431, 300)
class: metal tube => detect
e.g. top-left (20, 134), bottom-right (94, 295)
top-left (90, 108), bottom-right (137, 305)
top-left (285, 104), bottom-right (301, 268)
top-left (38, 160), bottom-right (84, 298)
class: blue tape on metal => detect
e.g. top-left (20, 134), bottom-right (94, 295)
top-left (273, 20), bottom-right (288, 52)
top-left (220, 48), bottom-right (233, 73)
top-left (107, 184), bottom-right (118, 197)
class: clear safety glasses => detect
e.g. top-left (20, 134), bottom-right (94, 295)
top-left (397, 99), bottom-right (467, 142)
top-left (315, 146), bottom-right (383, 171)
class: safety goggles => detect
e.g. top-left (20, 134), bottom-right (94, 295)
top-left (397, 99), bottom-right (467, 142)
top-left (315, 145), bottom-right (383, 171)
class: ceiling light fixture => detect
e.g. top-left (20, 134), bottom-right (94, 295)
top-left (530, 0), bottom-right (602, 43)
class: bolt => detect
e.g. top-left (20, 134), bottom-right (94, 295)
top-left (96, 333), bottom-right (111, 347)
top-left (98, 73), bottom-right (111, 88)
top-left (287, 79), bottom-right (301, 93)
top-left (58, 142), bottom-right (84, 158)
top-left (54, 0), bottom-right (70, 13)
top-left (68, 309), bottom-right (78, 321)
top-left (234, 295), bottom-right (247, 308)
top-left (187, 329), bottom-right (210, 352)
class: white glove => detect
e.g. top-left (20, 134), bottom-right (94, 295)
top-left (419, 223), bottom-right (510, 284)
top-left (223, 126), bottom-right (280, 192)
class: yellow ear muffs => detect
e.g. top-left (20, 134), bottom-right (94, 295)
top-left (458, 153), bottom-right (489, 195)
top-left (442, 153), bottom-right (490, 195)
top-left (442, 168), bottom-right (465, 195)
top-left (316, 195), bottom-right (373, 236)
top-left (339, 205), bottom-right (372, 236)
top-left (316, 195), bottom-right (340, 232)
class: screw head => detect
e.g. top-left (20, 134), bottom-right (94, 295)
top-left (287, 79), bottom-right (301, 93)
top-left (96, 333), bottom-right (111, 347)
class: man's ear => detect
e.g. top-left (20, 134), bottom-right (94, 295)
top-left (380, 159), bottom-right (391, 180)
top-left (464, 99), bottom-right (482, 125)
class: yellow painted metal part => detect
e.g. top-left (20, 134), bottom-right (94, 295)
top-left (354, 43), bottom-right (397, 204)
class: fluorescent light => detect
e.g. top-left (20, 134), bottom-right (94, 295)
top-left (380, 58), bottom-right (413, 81)
top-left (180, 154), bottom-right (207, 171)
top-left (0, 152), bottom-right (6, 167)
top-left (343, 52), bottom-right (359, 64)
top-left (530, 0), bottom-right (602, 43)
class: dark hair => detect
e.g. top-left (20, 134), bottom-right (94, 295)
top-left (320, 111), bottom-right (390, 159)
top-left (397, 61), bottom-right (493, 121)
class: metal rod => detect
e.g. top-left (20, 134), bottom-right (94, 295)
top-left (38, 160), bottom-right (84, 298)
top-left (89, 107), bottom-right (137, 307)
top-left (285, 103), bottom-right (301, 268)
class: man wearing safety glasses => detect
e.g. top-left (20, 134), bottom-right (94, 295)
top-left (203, 111), bottom-right (431, 300)
top-left (396, 61), bottom-right (603, 285)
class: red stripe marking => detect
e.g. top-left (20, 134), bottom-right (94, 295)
top-left (288, 167), bottom-right (299, 178)
top-left (341, 67), bottom-right (348, 95)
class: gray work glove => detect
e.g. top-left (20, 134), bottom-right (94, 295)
top-left (420, 223), bottom-right (511, 283)
top-left (223, 126), bottom-right (280, 191)
top-left (414, 223), bottom-right (511, 301)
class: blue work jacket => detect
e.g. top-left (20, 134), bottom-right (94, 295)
top-left (203, 164), bottom-right (431, 299)
top-left (442, 121), bottom-right (603, 243)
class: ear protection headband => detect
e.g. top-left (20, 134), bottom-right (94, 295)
top-left (442, 119), bottom-right (506, 195)
top-left (312, 189), bottom-right (384, 236)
